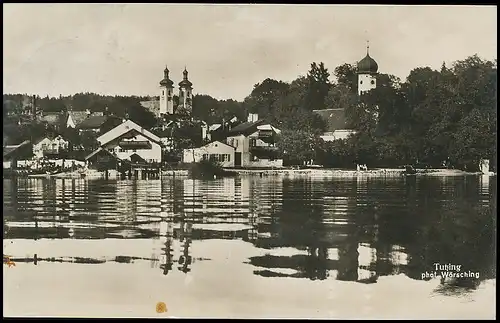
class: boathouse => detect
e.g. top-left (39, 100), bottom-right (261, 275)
top-left (95, 119), bottom-right (162, 163)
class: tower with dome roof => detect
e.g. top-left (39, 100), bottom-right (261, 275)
top-left (178, 67), bottom-right (193, 113)
top-left (159, 66), bottom-right (174, 115)
top-left (357, 41), bottom-right (379, 96)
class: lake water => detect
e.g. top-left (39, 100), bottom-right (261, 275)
top-left (3, 175), bottom-right (496, 318)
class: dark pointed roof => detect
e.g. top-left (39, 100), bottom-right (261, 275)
top-left (357, 44), bottom-right (378, 74)
top-left (179, 67), bottom-right (193, 88)
top-left (160, 66), bottom-right (174, 87)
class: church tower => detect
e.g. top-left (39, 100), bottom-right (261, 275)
top-left (178, 67), bottom-right (193, 113)
top-left (357, 41), bottom-right (379, 96)
top-left (159, 66), bottom-right (174, 115)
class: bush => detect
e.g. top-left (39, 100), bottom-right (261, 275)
top-left (188, 159), bottom-right (237, 179)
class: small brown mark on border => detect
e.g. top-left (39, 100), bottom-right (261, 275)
top-left (156, 301), bottom-right (167, 313)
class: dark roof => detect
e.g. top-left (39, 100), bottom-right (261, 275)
top-left (67, 111), bottom-right (89, 126)
top-left (160, 78), bottom-right (174, 87)
top-left (3, 140), bottom-right (31, 158)
top-left (77, 115), bottom-right (119, 130)
top-left (313, 109), bottom-right (348, 132)
top-left (85, 147), bottom-right (118, 161)
top-left (357, 54), bottom-right (378, 74)
top-left (228, 120), bottom-right (265, 136)
top-left (130, 153), bottom-right (147, 163)
top-left (39, 113), bottom-right (62, 125)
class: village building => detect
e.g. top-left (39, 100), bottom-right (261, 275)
top-left (94, 119), bottom-right (163, 164)
top-left (313, 108), bottom-right (356, 141)
top-left (183, 140), bottom-right (235, 168)
top-left (32, 135), bottom-right (70, 159)
top-left (225, 113), bottom-right (283, 168)
top-left (65, 109), bottom-right (104, 129)
top-left (3, 140), bottom-right (32, 169)
top-left (203, 116), bottom-right (239, 142)
top-left (76, 114), bottom-right (122, 134)
top-left (140, 65), bottom-right (194, 118)
top-left (315, 44), bottom-right (379, 142)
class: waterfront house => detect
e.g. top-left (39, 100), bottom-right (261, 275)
top-left (95, 119), bottom-right (162, 163)
top-left (3, 140), bottom-right (32, 169)
top-left (183, 140), bottom-right (235, 167)
top-left (203, 116), bottom-right (240, 142)
top-left (313, 108), bottom-right (356, 142)
top-left (32, 135), bottom-right (70, 159)
top-left (85, 147), bottom-right (121, 171)
top-left (225, 113), bottom-right (283, 168)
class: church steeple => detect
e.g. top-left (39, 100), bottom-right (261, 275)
top-left (159, 64), bottom-right (174, 116)
top-left (178, 66), bottom-right (193, 113)
top-left (357, 41), bottom-right (379, 96)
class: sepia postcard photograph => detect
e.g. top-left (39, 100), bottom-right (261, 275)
top-left (3, 3), bottom-right (497, 319)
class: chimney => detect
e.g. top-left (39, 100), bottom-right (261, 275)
top-left (247, 113), bottom-right (258, 123)
top-left (201, 124), bottom-right (208, 141)
top-left (32, 95), bottom-right (36, 118)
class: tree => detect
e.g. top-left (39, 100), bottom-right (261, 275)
top-left (243, 78), bottom-right (289, 119)
top-left (304, 62), bottom-right (331, 111)
top-left (276, 129), bottom-right (322, 166)
top-left (333, 63), bottom-right (358, 94)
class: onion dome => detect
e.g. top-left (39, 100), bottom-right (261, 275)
top-left (160, 66), bottom-right (174, 87)
top-left (178, 67), bottom-right (193, 88)
top-left (357, 44), bottom-right (378, 74)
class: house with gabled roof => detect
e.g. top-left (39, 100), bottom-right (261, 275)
top-left (76, 115), bottom-right (122, 134)
top-left (94, 119), bottom-right (162, 164)
top-left (66, 111), bottom-right (90, 129)
top-left (313, 108), bottom-right (356, 142)
top-left (225, 113), bottom-right (283, 168)
top-left (183, 140), bottom-right (235, 167)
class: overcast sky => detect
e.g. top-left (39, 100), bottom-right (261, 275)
top-left (3, 4), bottom-right (497, 101)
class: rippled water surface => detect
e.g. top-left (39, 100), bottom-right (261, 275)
top-left (3, 175), bottom-right (496, 318)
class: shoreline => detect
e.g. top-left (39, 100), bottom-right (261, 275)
top-left (224, 168), bottom-right (493, 177)
top-left (4, 168), bottom-right (496, 180)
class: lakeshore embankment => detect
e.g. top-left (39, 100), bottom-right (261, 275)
top-left (6, 167), bottom-right (495, 179)
top-left (225, 168), bottom-right (490, 177)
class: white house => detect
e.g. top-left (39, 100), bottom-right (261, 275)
top-left (32, 135), bottom-right (70, 159)
top-left (225, 113), bottom-right (283, 168)
top-left (312, 109), bottom-right (356, 142)
top-left (183, 141), bottom-right (235, 168)
top-left (96, 119), bottom-right (162, 163)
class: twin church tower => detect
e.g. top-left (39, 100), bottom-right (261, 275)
top-left (158, 66), bottom-right (193, 115)
top-left (153, 43), bottom-right (377, 116)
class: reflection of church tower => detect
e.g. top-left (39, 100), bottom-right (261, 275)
top-left (160, 221), bottom-right (174, 275)
top-left (159, 66), bottom-right (175, 115)
top-left (178, 220), bottom-right (193, 273)
top-left (178, 68), bottom-right (193, 114)
top-left (357, 41), bottom-right (379, 96)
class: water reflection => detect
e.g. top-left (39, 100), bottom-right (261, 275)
top-left (3, 175), bottom-right (496, 296)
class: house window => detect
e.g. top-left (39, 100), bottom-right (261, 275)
top-left (226, 154), bottom-right (231, 162)
top-left (371, 80), bottom-right (375, 85)
top-left (250, 138), bottom-right (256, 147)
top-left (202, 154), bottom-right (208, 160)
top-left (163, 90), bottom-right (165, 96)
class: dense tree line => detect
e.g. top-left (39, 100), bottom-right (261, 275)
top-left (3, 54), bottom-right (496, 171)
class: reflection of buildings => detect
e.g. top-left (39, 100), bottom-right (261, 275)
top-left (250, 178), bottom-right (408, 282)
